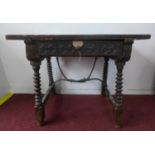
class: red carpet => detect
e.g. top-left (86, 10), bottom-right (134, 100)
top-left (0, 94), bottom-right (155, 131)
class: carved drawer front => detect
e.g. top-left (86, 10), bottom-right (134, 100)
top-left (36, 40), bottom-right (123, 57)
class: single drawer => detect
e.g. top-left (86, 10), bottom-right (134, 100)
top-left (36, 40), bottom-right (123, 57)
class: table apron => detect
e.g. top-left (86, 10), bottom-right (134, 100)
top-left (26, 40), bottom-right (124, 59)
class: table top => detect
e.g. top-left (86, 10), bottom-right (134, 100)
top-left (6, 34), bottom-right (151, 41)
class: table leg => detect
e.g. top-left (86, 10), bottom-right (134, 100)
top-left (101, 57), bottom-right (109, 96)
top-left (31, 61), bottom-right (44, 126)
top-left (46, 57), bottom-right (56, 95)
top-left (114, 60), bottom-right (125, 128)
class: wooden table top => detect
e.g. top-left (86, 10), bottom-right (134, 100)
top-left (6, 34), bottom-right (151, 41)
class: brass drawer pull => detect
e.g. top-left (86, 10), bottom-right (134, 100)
top-left (72, 41), bottom-right (84, 49)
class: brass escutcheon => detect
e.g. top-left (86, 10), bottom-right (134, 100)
top-left (72, 41), bottom-right (84, 49)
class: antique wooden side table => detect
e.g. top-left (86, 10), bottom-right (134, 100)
top-left (6, 34), bottom-right (151, 128)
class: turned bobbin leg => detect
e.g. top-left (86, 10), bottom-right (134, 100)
top-left (101, 57), bottom-right (109, 96)
top-left (31, 61), bottom-right (44, 126)
top-left (46, 57), bottom-right (56, 94)
top-left (114, 60), bottom-right (125, 128)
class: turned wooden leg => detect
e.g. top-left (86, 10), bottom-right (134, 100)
top-left (114, 60), bottom-right (125, 128)
top-left (46, 57), bottom-right (56, 95)
top-left (31, 61), bottom-right (44, 126)
top-left (101, 57), bottom-right (109, 96)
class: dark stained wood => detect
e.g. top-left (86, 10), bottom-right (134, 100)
top-left (114, 60), bottom-right (126, 128)
top-left (6, 34), bottom-right (151, 128)
top-left (30, 61), bottom-right (44, 126)
top-left (42, 85), bottom-right (54, 104)
top-left (46, 57), bottom-right (56, 94)
top-left (35, 106), bottom-right (45, 126)
top-left (101, 57), bottom-right (109, 95)
top-left (36, 40), bottom-right (123, 58)
top-left (6, 34), bottom-right (151, 41)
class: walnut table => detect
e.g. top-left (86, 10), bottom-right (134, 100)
top-left (6, 34), bottom-right (151, 128)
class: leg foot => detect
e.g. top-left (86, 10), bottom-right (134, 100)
top-left (114, 105), bottom-right (122, 128)
top-left (35, 105), bottom-right (45, 126)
